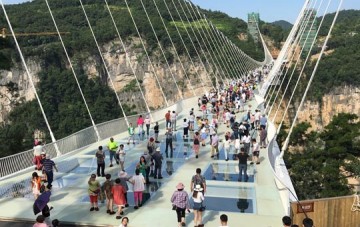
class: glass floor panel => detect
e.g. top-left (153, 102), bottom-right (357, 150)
top-left (203, 162), bottom-right (256, 182)
top-left (191, 185), bottom-right (256, 213)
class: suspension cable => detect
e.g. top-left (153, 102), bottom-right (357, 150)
top-left (159, 0), bottom-right (215, 91)
top-left (103, 0), bottom-right (152, 118)
top-left (265, 6), bottom-right (316, 113)
top-left (270, 0), bottom-right (320, 121)
top-left (175, 0), bottom-right (230, 82)
top-left (0, 0), bottom-right (61, 155)
top-left (124, 0), bottom-right (169, 106)
top-left (44, 0), bottom-right (101, 142)
top-left (167, 0), bottom-right (226, 85)
top-left (183, 0), bottom-right (239, 79)
top-left (138, 0), bottom-right (184, 100)
top-left (198, 9), bottom-right (248, 78)
top-left (277, 0), bottom-right (332, 133)
top-left (260, 0), bottom-right (312, 97)
top-left (151, 0), bottom-right (201, 96)
top-left (280, 0), bottom-right (343, 157)
top-left (78, 0), bottom-right (130, 126)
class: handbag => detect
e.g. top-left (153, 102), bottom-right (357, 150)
top-left (172, 205), bottom-right (177, 210)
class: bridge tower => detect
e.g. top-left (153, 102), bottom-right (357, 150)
top-left (248, 12), bottom-right (260, 43)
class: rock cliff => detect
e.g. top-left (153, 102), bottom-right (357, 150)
top-left (271, 86), bottom-right (360, 130)
top-left (0, 38), bottom-right (213, 123)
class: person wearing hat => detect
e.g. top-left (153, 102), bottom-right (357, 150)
top-left (42, 154), bottom-right (58, 188)
top-left (152, 147), bottom-right (163, 179)
top-left (192, 184), bottom-right (205, 227)
top-left (88, 174), bottom-right (100, 211)
top-left (118, 170), bottom-right (131, 207)
top-left (171, 183), bottom-right (190, 227)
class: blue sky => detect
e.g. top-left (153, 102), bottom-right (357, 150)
top-left (3, 0), bottom-right (360, 23)
top-left (191, 0), bottom-right (360, 23)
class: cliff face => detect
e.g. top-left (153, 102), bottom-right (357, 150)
top-left (0, 38), bottom-right (212, 123)
top-left (271, 86), bottom-right (360, 130)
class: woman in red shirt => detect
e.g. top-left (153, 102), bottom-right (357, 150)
top-left (112, 178), bottom-right (126, 220)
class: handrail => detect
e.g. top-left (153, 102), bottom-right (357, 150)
top-left (0, 96), bottom-right (197, 179)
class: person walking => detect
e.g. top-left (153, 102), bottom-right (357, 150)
top-left (118, 170), bottom-right (131, 207)
top-left (170, 183), bottom-right (191, 227)
top-left (117, 144), bottom-right (126, 171)
top-left (154, 122), bottom-right (160, 143)
top-left (103, 174), bottom-right (116, 215)
top-left (171, 111), bottom-right (177, 131)
top-left (252, 138), bottom-right (260, 164)
top-left (192, 185), bottom-right (205, 227)
top-left (183, 118), bottom-right (189, 139)
top-left (193, 131), bottom-right (201, 159)
top-left (88, 174), bottom-right (100, 211)
top-left (146, 137), bottom-right (156, 155)
top-left (112, 178), bottom-right (126, 219)
top-left (95, 146), bottom-right (105, 177)
top-left (42, 154), bottom-right (58, 188)
top-left (144, 115), bottom-right (151, 138)
top-left (190, 168), bottom-right (206, 194)
top-left (137, 115), bottom-right (145, 141)
top-left (165, 128), bottom-right (174, 158)
top-left (127, 123), bottom-right (135, 145)
top-left (130, 169), bottom-right (145, 209)
top-left (107, 138), bottom-right (118, 167)
top-left (260, 126), bottom-right (267, 148)
top-left (210, 133), bottom-right (219, 159)
top-left (237, 148), bottom-right (249, 182)
top-left (31, 172), bottom-right (42, 200)
top-left (33, 141), bottom-right (44, 171)
top-left (152, 147), bottom-right (163, 179)
top-left (165, 110), bottom-right (171, 128)
top-left (241, 131), bottom-right (251, 155)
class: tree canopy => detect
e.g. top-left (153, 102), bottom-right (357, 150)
top-left (283, 113), bottom-right (360, 199)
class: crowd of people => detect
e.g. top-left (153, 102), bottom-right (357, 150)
top-left (29, 65), bottom-right (316, 227)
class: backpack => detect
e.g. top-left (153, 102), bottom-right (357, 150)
top-left (194, 137), bottom-right (200, 145)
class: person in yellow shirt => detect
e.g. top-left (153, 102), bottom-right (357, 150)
top-left (107, 137), bottom-right (118, 167)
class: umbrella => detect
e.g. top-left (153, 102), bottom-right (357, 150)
top-left (33, 191), bottom-right (51, 215)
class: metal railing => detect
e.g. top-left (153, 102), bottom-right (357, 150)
top-left (0, 96), bottom-right (197, 180)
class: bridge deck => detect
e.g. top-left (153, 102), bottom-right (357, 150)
top-left (0, 97), bottom-right (284, 227)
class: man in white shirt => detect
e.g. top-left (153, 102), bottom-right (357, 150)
top-left (170, 111), bottom-right (177, 131)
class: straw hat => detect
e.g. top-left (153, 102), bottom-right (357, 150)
top-left (176, 183), bottom-right (185, 190)
top-left (194, 184), bottom-right (203, 191)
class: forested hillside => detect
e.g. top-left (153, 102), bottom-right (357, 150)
top-left (277, 10), bottom-right (360, 199)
